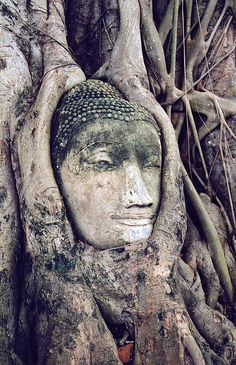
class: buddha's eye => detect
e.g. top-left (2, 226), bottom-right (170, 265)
top-left (86, 151), bottom-right (118, 171)
top-left (93, 159), bottom-right (114, 171)
top-left (143, 155), bottom-right (161, 169)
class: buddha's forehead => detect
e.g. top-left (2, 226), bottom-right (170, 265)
top-left (51, 80), bottom-right (160, 170)
top-left (71, 119), bottom-right (161, 152)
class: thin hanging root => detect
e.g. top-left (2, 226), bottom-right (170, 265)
top-left (175, 113), bottom-right (186, 139)
top-left (138, 0), bottom-right (169, 94)
top-left (219, 123), bottom-right (236, 227)
top-left (214, 99), bottom-right (236, 225)
top-left (175, 2), bottom-right (187, 135)
top-left (194, 119), bottom-right (220, 146)
top-left (193, 43), bottom-right (236, 91)
top-left (170, 0), bottom-right (179, 82)
top-left (182, 95), bottom-right (209, 182)
top-left (205, 93), bottom-right (236, 226)
top-left (158, 0), bottom-right (174, 44)
top-left (102, 17), bottom-right (114, 48)
top-left (158, 0), bottom-right (184, 45)
top-left (167, 0), bottom-right (179, 117)
top-left (185, 0), bottom-right (193, 38)
top-left (205, 3), bottom-right (229, 56)
top-left (182, 165), bottom-right (234, 303)
top-left (185, 0), bottom-right (218, 81)
top-left (197, 0), bottom-right (218, 38)
top-left (165, 43), bottom-right (236, 109)
top-left (198, 14), bottom-right (232, 88)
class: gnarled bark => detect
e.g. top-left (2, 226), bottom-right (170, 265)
top-left (0, 0), bottom-right (235, 364)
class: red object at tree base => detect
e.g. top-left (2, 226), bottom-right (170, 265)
top-left (118, 343), bottom-right (134, 364)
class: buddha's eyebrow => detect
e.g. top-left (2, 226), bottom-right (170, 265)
top-left (144, 143), bottom-right (161, 149)
top-left (136, 143), bottom-right (161, 152)
top-left (76, 141), bottom-right (121, 155)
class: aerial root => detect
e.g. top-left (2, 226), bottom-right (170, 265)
top-left (138, 0), bottom-right (169, 94)
top-left (183, 334), bottom-right (205, 365)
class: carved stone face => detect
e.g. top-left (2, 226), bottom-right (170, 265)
top-left (59, 118), bottom-right (162, 249)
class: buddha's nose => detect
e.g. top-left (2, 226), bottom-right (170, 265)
top-left (122, 165), bottom-right (153, 208)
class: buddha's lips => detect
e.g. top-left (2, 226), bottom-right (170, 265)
top-left (111, 213), bottom-right (155, 226)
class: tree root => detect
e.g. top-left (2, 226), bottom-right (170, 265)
top-left (158, 0), bottom-right (177, 44)
top-left (185, 0), bottom-right (218, 82)
top-left (184, 335), bottom-right (205, 365)
top-left (138, 0), bottom-right (169, 94)
top-left (179, 257), bottom-right (236, 364)
top-left (189, 90), bottom-right (236, 123)
top-left (180, 219), bottom-right (221, 308)
top-left (182, 166), bottom-right (234, 303)
top-left (182, 95), bottom-right (209, 180)
top-left (7, 1), bottom-right (122, 363)
top-left (1, 1), bottom-right (236, 363)
top-left (0, 12), bottom-right (32, 362)
top-left (107, 0), bottom-right (148, 86)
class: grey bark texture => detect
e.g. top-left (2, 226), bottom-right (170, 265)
top-left (0, 0), bottom-right (235, 364)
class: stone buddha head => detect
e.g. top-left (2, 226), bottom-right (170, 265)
top-left (51, 80), bottom-right (162, 249)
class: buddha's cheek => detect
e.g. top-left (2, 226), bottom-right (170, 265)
top-left (70, 171), bottom-right (124, 243)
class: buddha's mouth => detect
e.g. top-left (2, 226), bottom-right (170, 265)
top-left (111, 213), bottom-right (155, 226)
top-left (117, 219), bottom-right (153, 227)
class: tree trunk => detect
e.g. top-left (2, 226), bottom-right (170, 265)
top-left (0, 1), bottom-right (235, 364)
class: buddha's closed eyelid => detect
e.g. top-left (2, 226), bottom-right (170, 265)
top-left (82, 150), bottom-right (121, 171)
top-left (84, 148), bottom-right (120, 161)
top-left (87, 152), bottom-right (113, 163)
top-left (136, 144), bottom-right (161, 165)
top-left (142, 155), bottom-right (162, 168)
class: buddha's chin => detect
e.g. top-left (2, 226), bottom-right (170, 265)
top-left (122, 224), bottom-right (153, 244)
